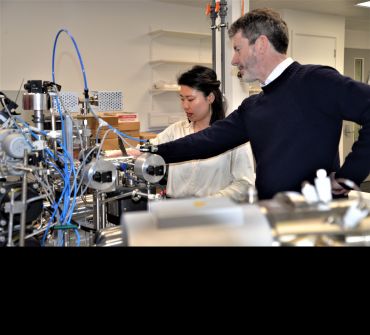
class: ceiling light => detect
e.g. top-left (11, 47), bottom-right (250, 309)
top-left (356, 1), bottom-right (370, 8)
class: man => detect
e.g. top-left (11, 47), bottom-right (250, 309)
top-left (146, 8), bottom-right (370, 200)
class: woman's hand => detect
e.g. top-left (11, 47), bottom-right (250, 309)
top-left (126, 148), bottom-right (142, 158)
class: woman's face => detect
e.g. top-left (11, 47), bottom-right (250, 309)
top-left (179, 85), bottom-right (211, 123)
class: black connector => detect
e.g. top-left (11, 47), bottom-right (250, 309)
top-left (93, 171), bottom-right (113, 183)
top-left (24, 80), bottom-right (62, 93)
top-left (24, 80), bottom-right (43, 93)
top-left (146, 165), bottom-right (165, 176)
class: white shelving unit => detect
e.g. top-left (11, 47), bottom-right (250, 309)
top-left (149, 87), bottom-right (180, 95)
top-left (149, 59), bottom-right (212, 67)
top-left (148, 28), bottom-right (212, 130)
top-left (149, 29), bottom-right (211, 40)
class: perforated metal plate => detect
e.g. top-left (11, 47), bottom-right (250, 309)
top-left (52, 90), bottom-right (123, 113)
top-left (95, 91), bottom-right (123, 111)
top-left (53, 92), bottom-right (79, 113)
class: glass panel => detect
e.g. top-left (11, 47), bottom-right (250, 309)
top-left (354, 58), bottom-right (364, 82)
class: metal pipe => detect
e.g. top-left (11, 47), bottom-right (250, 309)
top-left (219, 0), bottom-right (228, 95)
top-left (26, 194), bottom-right (47, 205)
top-left (50, 107), bottom-right (58, 155)
top-left (65, 114), bottom-right (74, 159)
top-left (100, 191), bottom-right (139, 204)
top-left (101, 193), bottom-right (107, 229)
top-left (6, 189), bottom-right (15, 247)
top-left (94, 192), bottom-right (101, 231)
top-left (19, 150), bottom-right (29, 247)
top-left (210, 0), bottom-right (217, 71)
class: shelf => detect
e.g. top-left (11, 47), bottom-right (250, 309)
top-left (149, 88), bottom-right (180, 95)
top-left (149, 59), bottom-right (212, 67)
top-left (149, 29), bottom-right (211, 40)
top-left (148, 28), bottom-right (211, 129)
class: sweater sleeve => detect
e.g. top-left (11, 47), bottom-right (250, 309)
top-left (156, 100), bottom-right (252, 164)
top-left (306, 66), bottom-right (370, 185)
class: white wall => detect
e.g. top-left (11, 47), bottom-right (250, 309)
top-left (345, 29), bottom-right (370, 50)
top-left (0, 1), bottom-right (2, 89)
top-left (281, 9), bottom-right (345, 74)
top-left (223, 0), bottom-right (249, 115)
top-left (0, 0), bottom-right (210, 130)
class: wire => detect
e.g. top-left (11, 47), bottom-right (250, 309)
top-left (52, 29), bottom-right (88, 91)
top-left (85, 99), bottom-right (146, 144)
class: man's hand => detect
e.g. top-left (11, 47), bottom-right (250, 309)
top-left (330, 172), bottom-right (349, 196)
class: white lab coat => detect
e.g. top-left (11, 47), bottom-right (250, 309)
top-left (150, 119), bottom-right (255, 201)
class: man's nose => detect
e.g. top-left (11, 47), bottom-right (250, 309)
top-left (231, 53), bottom-right (238, 66)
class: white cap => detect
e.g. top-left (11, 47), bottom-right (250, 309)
top-left (316, 169), bottom-right (327, 179)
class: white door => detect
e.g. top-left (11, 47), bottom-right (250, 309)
top-left (291, 32), bottom-right (336, 67)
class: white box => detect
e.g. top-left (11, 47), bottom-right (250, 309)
top-left (149, 197), bottom-right (244, 229)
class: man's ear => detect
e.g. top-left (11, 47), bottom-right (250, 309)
top-left (255, 35), bottom-right (270, 53)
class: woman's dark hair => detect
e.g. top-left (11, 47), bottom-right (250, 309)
top-left (177, 65), bottom-right (225, 124)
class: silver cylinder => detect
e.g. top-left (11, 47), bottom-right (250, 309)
top-left (2, 133), bottom-right (32, 159)
top-left (23, 93), bottom-right (49, 136)
top-left (82, 159), bottom-right (117, 192)
top-left (22, 93), bottom-right (49, 111)
top-left (134, 153), bottom-right (166, 184)
top-left (64, 115), bottom-right (74, 158)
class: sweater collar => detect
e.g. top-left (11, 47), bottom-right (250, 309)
top-left (261, 61), bottom-right (299, 93)
top-left (261, 57), bottom-right (294, 87)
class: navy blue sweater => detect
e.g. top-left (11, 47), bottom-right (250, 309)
top-left (156, 62), bottom-right (370, 199)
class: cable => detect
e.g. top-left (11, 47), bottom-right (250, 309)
top-left (85, 99), bottom-right (146, 144)
top-left (52, 29), bottom-right (88, 92)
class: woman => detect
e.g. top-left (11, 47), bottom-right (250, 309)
top-left (148, 65), bottom-right (254, 201)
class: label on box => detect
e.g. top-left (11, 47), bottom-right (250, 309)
top-left (118, 113), bottom-right (139, 122)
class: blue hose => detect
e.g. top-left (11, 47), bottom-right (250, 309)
top-left (52, 29), bottom-right (88, 91)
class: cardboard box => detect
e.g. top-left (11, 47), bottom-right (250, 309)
top-left (92, 127), bottom-right (117, 139)
top-left (140, 132), bottom-right (158, 140)
top-left (118, 121), bottom-right (140, 131)
top-left (100, 138), bottom-right (119, 150)
top-left (75, 113), bottom-right (141, 150)
top-left (76, 113), bottom-right (140, 140)
top-left (75, 113), bottom-right (136, 128)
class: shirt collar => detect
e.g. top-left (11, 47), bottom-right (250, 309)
top-left (261, 57), bottom-right (294, 87)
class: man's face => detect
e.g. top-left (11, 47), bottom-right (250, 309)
top-left (231, 31), bottom-right (259, 83)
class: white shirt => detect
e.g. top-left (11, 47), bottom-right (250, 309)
top-left (150, 119), bottom-right (255, 201)
top-left (261, 57), bottom-right (294, 87)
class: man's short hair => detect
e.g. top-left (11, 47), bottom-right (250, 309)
top-left (228, 8), bottom-right (289, 54)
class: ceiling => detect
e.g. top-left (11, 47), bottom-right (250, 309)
top-left (157, 0), bottom-right (370, 31)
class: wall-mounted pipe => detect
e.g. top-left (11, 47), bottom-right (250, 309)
top-left (210, 0), bottom-right (218, 71)
top-left (219, 0), bottom-right (228, 96)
